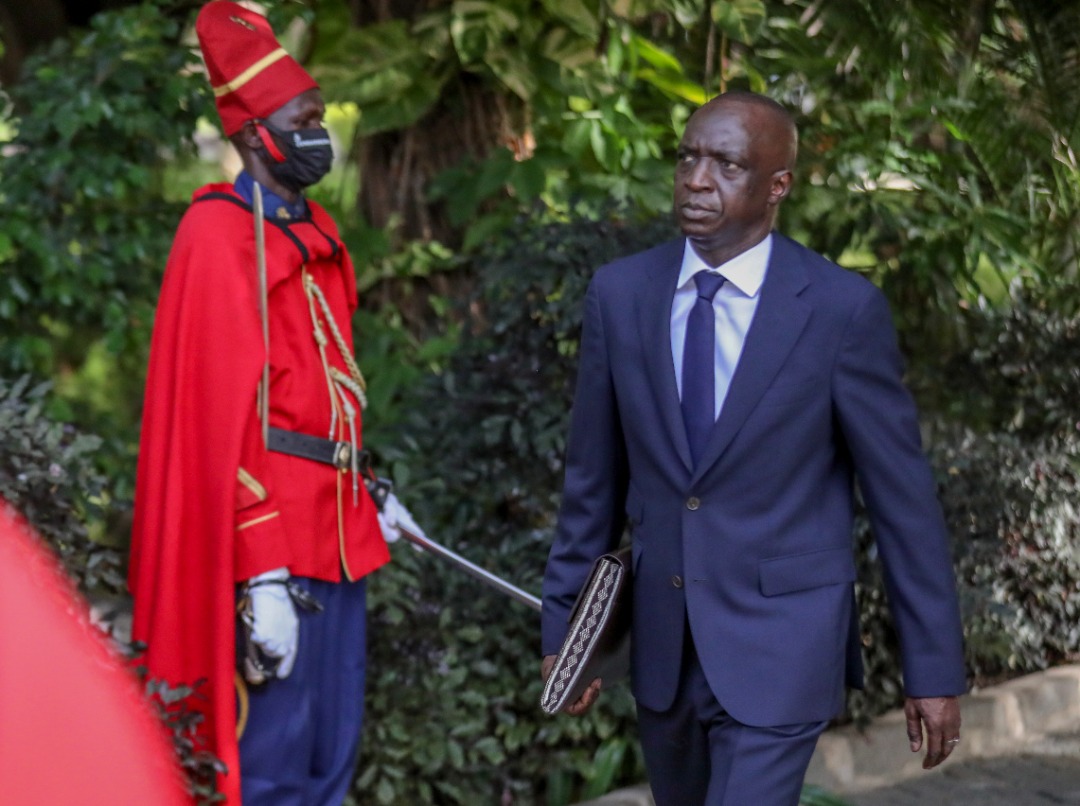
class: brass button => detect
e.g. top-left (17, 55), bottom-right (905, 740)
top-left (686, 497), bottom-right (700, 511)
top-left (671, 576), bottom-right (684, 589)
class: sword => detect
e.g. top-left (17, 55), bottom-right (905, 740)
top-left (368, 478), bottom-right (542, 612)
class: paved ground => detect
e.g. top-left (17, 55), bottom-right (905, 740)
top-left (580, 665), bottom-right (1080, 806)
top-left (847, 730), bottom-right (1080, 805)
top-left (805, 665), bottom-right (1080, 805)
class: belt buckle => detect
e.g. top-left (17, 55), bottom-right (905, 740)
top-left (333, 442), bottom-right (352, 471)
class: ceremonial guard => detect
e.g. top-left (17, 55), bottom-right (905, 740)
top-left (129, 3), bottom-right (419, 803)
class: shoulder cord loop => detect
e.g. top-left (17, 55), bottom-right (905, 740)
top-left (302, 267), bottom-right (366, 505)
top-left (303, 272), bottom-right (368, 408)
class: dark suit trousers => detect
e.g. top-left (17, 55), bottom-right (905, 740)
top-left (636, 628), bottom-right (828, 806)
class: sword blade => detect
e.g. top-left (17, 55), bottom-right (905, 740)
top-left (396, 527), bottom-right (542, 612)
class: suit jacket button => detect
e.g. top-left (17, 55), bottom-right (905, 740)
top-left (671, 575), bottom-right (683, 588)
top-left (686, 497), bottom-right (700, 510)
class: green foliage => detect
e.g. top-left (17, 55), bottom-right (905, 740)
top-left (360, 207), bottom-right (675, 804)
top-left (762, 0), bottom-right (1080, 343)
top-left (311, 0), bottom-right (1079, 364)
top-left (0, 375), bottom-right (123, 595)
top-left (943, 428), bottom-right (1080, 681)
top-left (852, 425), bottom-right (1080, 722)
top-left (937, 297), bottom-right (1080, 439)
top-left (309, 0), bottom-right (761, 246)
top-left (799, 786), bottom-right (853, 806)
top-left (850, 299), bottom-right (1080, 722)
top-left (0, 2), bottom-right (209, 369)
top-left (349, 239), bottom-right (466, 442)
top-left (0, 1), bottom-right (210, 485)
top-left (141, 677), bottom-right (226, 805)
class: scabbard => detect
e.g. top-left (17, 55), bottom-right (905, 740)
top-left (253, 182), bottom-right (270, 448)
top-left (397, 527), bottom-right (542, 613)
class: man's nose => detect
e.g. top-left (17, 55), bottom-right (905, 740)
top-left (685, 159), bottom-right (714, 190)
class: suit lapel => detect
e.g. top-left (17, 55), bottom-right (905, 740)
top-left (691, 234), bottom-right (812, 483)
top-left (638, 239), bottom-right (694, 473)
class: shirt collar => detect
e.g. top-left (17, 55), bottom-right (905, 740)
top-left (233, 170), bottom-right (307, 222)
top-left (677, 233), bottom-right (773, 298)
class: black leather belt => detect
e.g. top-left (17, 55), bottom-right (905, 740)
top-left (267, 427), bottom-right (370, 472)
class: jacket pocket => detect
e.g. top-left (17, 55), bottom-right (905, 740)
top-left (759, 546), bottom-right (855, 596)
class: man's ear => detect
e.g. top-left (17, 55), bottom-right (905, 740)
top-left (768, 169), bottom-right (794, 205)
top-left (237, 120), bottom-right (263, 152)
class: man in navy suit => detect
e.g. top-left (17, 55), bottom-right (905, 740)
top-left (541, 91), bottom-right (966, 805)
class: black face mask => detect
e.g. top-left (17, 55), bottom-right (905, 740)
top-left (258, 121), bottom-right (334, 193)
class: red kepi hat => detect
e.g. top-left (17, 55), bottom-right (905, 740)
top-left (196, 1), bottom-right (318, 136)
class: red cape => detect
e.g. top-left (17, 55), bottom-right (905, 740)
top-left (129, 185), bottom-right (384, 803)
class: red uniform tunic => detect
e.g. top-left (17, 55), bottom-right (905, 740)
top-left (129, 183), bottom-right (389, 803)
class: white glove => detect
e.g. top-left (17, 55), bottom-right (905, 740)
top-left (247, 567), bottom-right (299, 680)
top-left (377, 492), bottom-right (426, 544)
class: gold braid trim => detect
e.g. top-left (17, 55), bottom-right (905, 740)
top-left (237, 466), bottom-right (268, 502)
top-left (235, 672), bottom-right (250, 740)
top-left (237, 511), bottom-right (280, 531)
top-left (302, 267), bottom-right (342, 435)
top-left (303, 273), bottom-right (367, 407)
top-left (213, 48), bottom-right (288, 97)
top-left (330, 367), bottom-right (368, 411)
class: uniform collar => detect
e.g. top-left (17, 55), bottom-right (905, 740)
top-left (233, 170), bottom-right (308, 222)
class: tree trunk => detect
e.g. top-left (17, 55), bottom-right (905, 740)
top-left (348, 0), bottom-right (521, 248)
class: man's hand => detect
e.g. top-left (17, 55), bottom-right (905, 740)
top-left (541, 654), bottom-right (601, 716)
top-left (247, 567), bottom-right (299, 680)
top-left (904, 695), bottom-right (962, 769)
top-left (377, 492), bottom-right (426, 544)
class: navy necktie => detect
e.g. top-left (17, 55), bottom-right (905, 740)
top-left (681, 271), bottom-right (726, 465)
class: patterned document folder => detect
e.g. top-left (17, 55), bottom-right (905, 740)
top-left (540, 546), bottom-right (632, 714)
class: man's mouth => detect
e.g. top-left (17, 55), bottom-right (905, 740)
top-left (680, 203), bottom-right (717, 220)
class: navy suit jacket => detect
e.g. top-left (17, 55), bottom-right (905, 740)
top-left (542, 233), bottom-right (966, 726)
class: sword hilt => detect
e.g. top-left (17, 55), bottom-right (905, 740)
top-left (365, 476), bottom-right (393, 512)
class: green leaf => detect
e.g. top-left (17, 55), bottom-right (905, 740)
top-left (637, 68), bottom-right (708, 104)
top-left (353, 72), bottom-right (450, 136)
top-left (582, 739), bottom-right (627, 798)
top-left (671, 0), bottom-right (706, 28)
top-left (540, 27), bottom-right (596, 69)
top-left (540, 0), bottom-right (600, 40)
top-left (589, 120), bottom-right (610, 168)
top-left (510, 157), bottom-right (547, 200)
top-left (450, 0), bottom-right (522, 64)
top-left (632, 34), bottom-right (684, 75)
top-left (799, 784), bottom-right (853, 805)
top-left (483, 45), bottom-right (538, 99)
top-left (712, 0), bottom-right (767, 44)
top-left (376, 777), bottom-right (396, 804)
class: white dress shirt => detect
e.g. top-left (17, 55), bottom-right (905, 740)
top-left (671, 233), bottom-right (772, 419)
